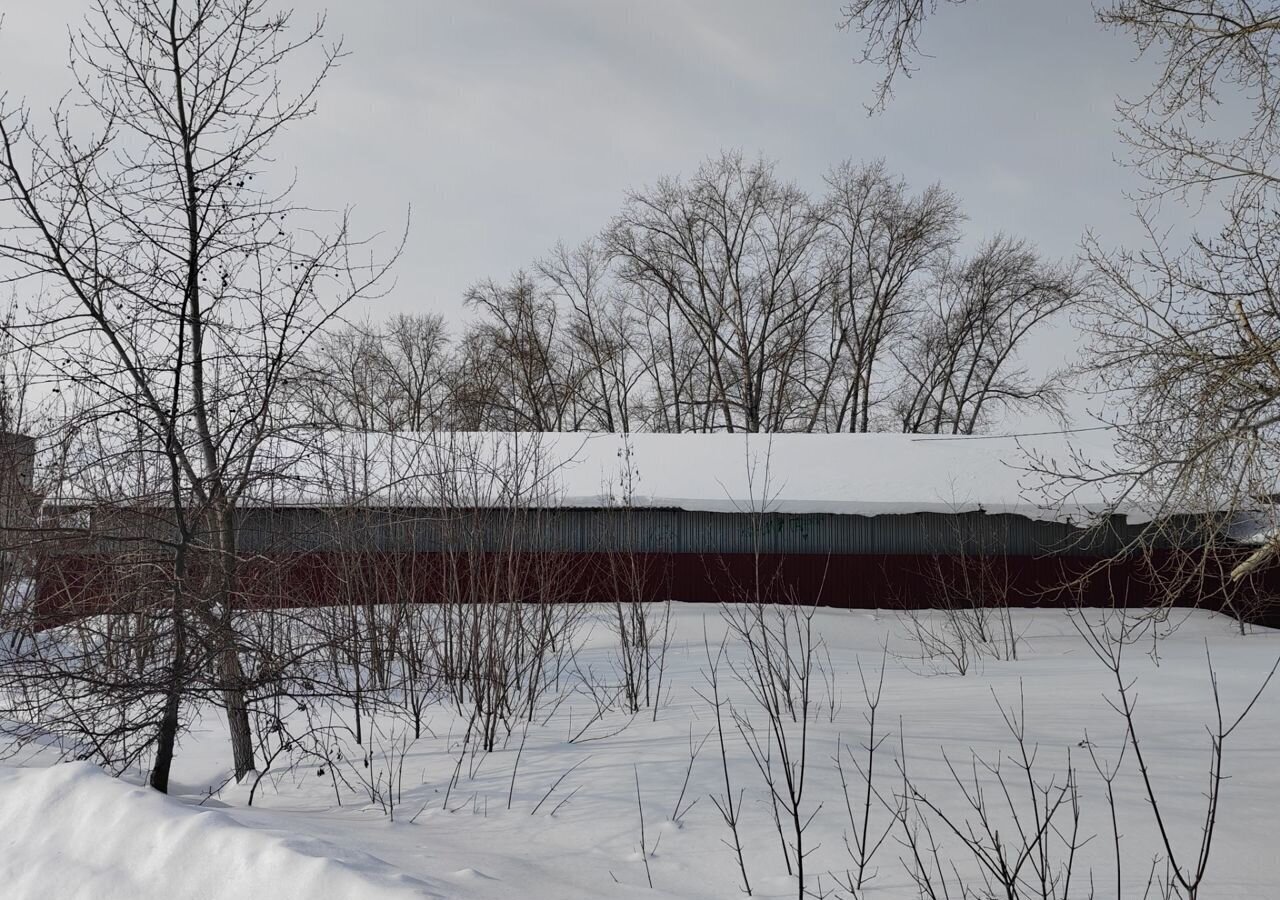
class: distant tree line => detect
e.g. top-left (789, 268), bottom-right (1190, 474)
top-left (298, 152), bottom-right (1087, 436)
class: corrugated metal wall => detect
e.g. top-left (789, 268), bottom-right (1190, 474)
top-left (235, 506), bottom-right (1161, 556)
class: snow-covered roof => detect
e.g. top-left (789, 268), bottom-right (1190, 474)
top-left (233, 430), bottom-right (1137, 525)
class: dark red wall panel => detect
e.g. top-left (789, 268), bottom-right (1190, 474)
top-left (30, 549), bottom-right (1280, 629)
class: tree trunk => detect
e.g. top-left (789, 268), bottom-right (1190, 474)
top-left (151, 554), bottom-right (189, 793)
top-left (222, 645), bottom-right (256, 781)
top-left (150, 683), bottom-right (181, 793)
top-left (213, 505), bottom-right (257, 781)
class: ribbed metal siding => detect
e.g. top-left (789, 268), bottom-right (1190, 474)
top-left (640, 510), bottom-right (1132, 556)
top-left (236, 506), bottom-right (1151, 556)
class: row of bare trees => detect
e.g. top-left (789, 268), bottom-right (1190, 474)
top-left (297, 153), bottom-right (1086, 436)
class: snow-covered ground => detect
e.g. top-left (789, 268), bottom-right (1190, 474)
top-left (2, 605), bottom-right (1278, 899)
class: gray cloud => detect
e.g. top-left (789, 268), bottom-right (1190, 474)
top-left (1, 0), bottom-right (1156, 338)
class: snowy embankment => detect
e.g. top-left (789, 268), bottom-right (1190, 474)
top-left (0, 762), bottom-right (440, 899)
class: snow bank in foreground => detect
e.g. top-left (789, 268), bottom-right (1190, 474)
top-left (0, 762), bottom-right (439, 900)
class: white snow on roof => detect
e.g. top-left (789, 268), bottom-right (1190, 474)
top-left (239, 430), bottom-right (1136, 525)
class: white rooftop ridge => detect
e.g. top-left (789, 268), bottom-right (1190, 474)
top-left (227, 430), bottom-right (1142, 525)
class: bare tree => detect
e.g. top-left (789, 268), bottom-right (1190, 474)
top-left (608, 152), bottom-right (830, 433)
top-left (627, 283), bottom-right (711, 433)
top-left (539, 241), bottom-right (643, 433)
top-left (455, 272), bottom-right (579, 431)
top-left (298, 314), bottom-right (451, 432)
top-left (842, 3), bottom-right (1280, 596)
top-left (895, 236), bottom-right (1087, 435)
top-left (0, 0), bottom-right (397, 787)
top-left (300, 324), bottom-right (391, 432)
top-left (819, 160), bottom-right (962, 432)
top-left (378, 314), bottom-right (453, 431)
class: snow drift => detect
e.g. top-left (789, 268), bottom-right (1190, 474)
top-left (0, 762), bottom-right (439, 900)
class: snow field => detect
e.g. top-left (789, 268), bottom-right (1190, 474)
top-left (2, 605), bottom-right (1278, 899)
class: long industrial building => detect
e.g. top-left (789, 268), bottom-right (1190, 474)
top-left (28, 431), bottom-right (1274, 621)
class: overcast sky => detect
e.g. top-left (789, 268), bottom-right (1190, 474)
top-left (3, 0), bottom-right (1153, 332)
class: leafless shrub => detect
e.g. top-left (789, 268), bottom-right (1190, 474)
top-left (598, 434), bottom-right (673, 717)
top-left (901, 689), bottom-right (1087, 900)
top-left (1073, 609), bottom-right (1280, 900)
top-left (246, 716), bottom-right (342, 808)
top-left (831, 652), bottom-right (898, 894)
top-left (725, 598), bottom-right (825, 900)
top-left (342, 718), bottom-right (414, 821)
top-left (696, 627), bottom-right (753, 897)
top-left (418, 434), bottom-right (585, 752)
top-left (898, 606), bottom-right (978, 676)
top-left (899, 511), bottom-right (1026, 674)
top-left (703, 438), bottom-right (827, 898)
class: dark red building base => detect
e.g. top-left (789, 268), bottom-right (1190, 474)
top-left (30, 550), bottom-right (1280, 629)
